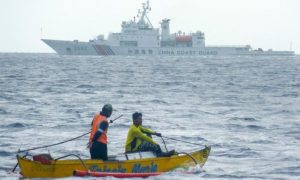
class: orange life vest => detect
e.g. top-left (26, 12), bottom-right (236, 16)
top-left (89, 113), bottom-right (108, 144)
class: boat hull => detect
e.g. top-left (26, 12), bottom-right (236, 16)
top-left (17, 146), bottom-right (210, 178)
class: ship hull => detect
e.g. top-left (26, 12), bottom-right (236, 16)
top-left (42, 39), bottom-right (295, 56)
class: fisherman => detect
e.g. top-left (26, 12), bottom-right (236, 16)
top-left (88, 104), bottom-right (113, 160)
top-left (125, 112), bottom-right (175, 157)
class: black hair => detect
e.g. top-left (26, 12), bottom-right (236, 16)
top-left (132, 112), bottom-right (142, 120)
top-left (100, 104), bottom-right (113, 117)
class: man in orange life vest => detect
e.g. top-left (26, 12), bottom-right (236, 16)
top-left (88, 104), bottom-right (113, 160)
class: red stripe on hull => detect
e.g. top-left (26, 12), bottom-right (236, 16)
top-left (73, 170), bottom-right (161, 178)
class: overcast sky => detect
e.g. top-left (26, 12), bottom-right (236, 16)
top-left (0, 0), bottom-right (299, 54)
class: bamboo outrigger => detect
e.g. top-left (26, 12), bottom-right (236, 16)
top-left (17, 146), bottom-right (210, 178)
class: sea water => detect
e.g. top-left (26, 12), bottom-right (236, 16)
top-left (0, 53), bottom-right (299, 179)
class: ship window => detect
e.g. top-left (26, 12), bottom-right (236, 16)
top-left (120, 41), bottom-right (137, 47)
top-left (135, 50), bottom-right (139, 54)
top-left (148, 50), bottom-right (153, 54)
top-left (141, 50), bottom-right (146, 54)
top-left (128, 50), bottom-right (132, 54)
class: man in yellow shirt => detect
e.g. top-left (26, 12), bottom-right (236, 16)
top-left (125, 112), bottom-right (175, 157)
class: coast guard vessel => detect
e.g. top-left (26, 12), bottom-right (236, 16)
top-left (42, 1), bottom-right (294, 56)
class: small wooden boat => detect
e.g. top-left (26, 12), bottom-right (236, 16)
top-left (17, 146), bottom-right (210, 178)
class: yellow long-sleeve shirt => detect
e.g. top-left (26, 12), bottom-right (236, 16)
top-left (125, 124), bottom-right (157, 152)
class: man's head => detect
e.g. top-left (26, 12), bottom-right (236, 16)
top-left (101, 104), bottom-right (113, 118)
top-left (132, 112), bottom-right (142, 126)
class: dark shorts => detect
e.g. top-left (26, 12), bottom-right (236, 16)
top-left (90, 141), bottom-right (108, 160)
top-left (137, 141), bottom-right (162, 155)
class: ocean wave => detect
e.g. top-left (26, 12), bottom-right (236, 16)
top-left (78, 90), bottom-right (95, 94)
top-left (215, 147), bottom-right (259, 158)
top-left (281, 92), bottom-right (299, 98)
top-left (251, 140), bottom-right (274, 144)
top-left (225, 123), bottom-right (266, 131)
top-left (0, 94), bottom-right (14, 101)
top-left (149, 99), bottom-right (168, 104)
top-left (0, 108), bottom-right (8, 114)
top-left (76, 84), bottom-right (95, 89)
top-left (23, 98), bottom-right (40, 104)
top-left (1, 54), bottom-right (300, 179)
top-left (246, 125), bottom-right (266, 130)
top-left (0, 150), bottom-right (12, 157)
top-left (284, 130), bottom-right (300, 140)
top-left (229, 117), bottom-right (258, 122)
top-left (110, 123), bottom-right (129, 129)
top-left (269, 166), bottom-right (300, 176)
top-left (291, 83), bottom-right (300, 87)
top-left (5, 75), bottom-right (22, 79)
top-left (5, 123), bottom-right (26, 128)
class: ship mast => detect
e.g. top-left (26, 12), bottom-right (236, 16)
top-left (137, 0), bottom-right (153, 28)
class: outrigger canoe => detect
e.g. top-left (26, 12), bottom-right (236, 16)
top-left (17, 146), bottom-right (210, 178)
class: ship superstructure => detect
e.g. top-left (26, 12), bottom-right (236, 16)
top-left (42, 1), bottom-right (294, 56)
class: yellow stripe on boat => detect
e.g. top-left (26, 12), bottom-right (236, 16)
top-left (17, 146), bottom-right (210, 178)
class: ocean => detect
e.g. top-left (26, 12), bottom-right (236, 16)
top-left (0, 53), bottom-right (299, 179)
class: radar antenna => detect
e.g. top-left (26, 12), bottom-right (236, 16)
top-left (136, 0), bottom-right (153, 28)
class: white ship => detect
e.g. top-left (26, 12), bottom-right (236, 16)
top-left (42, 1), bottom-right (294, 56)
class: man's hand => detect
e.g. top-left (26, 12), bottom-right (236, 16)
top-left (87, 141), bottom-right (93, 149)
top-left (155, 133), bottom-right (162, 137)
